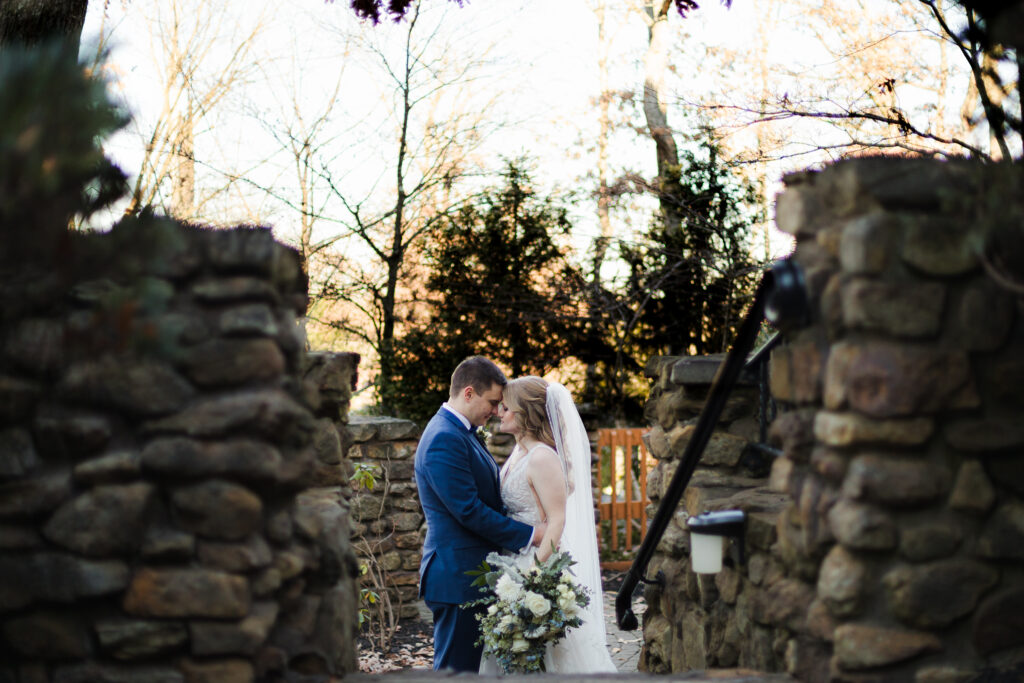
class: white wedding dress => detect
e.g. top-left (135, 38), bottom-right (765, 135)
top-left (479, 385), bottom-right (617, 675)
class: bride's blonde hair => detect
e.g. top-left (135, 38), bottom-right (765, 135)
top-left (503, 376), bottom-right (555, 448)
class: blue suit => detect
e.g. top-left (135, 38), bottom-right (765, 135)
top-left (414, 407), bottom-right (533, 671)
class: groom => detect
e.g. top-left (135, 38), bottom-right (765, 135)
top-left (414, 356), bottom-right (543, 672)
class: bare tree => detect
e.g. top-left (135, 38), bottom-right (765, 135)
top-left (100, 0), bottom-right (269, 220)
top-left (638, 0), bottom-right (685, 235)
top-left (588, 0), bottom-right (616, 276)
top-left (320, 1), bottom-right (505, 409)
top-left (237, 0), bottom-right (504, 408)
top-left (246, 45), bottom-right (350, 264)
top-left (239, 36), bottom-right (361, 352)
top-left (683, 0), bottom-right (1020, 164)
top-left (919, 0), bottom-right (1019, 159)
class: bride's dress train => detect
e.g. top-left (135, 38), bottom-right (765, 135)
top-left (478, 438), bottom-right (617, 675)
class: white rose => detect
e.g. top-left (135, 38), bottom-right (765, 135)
top-left (522, 591), bottom-right (551, 617)
top-left (560, 569), bottom-right (573, 582)
top-left (558, 594), bottom-right (576, 611)
top-left (495, 574), bottom-right (522, 603)
top-left (488, 604), bottom-right (498, 615)
top-left (511, 638), bottom-right (529, 653)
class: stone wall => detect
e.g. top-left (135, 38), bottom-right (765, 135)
top-left (638, 355), bottom-right (786, 674)
top-left (0, 221), bottom-right (360, 682)
top-left (346, 416), bottom-right (423, 620)
top-left (638, 158), bottom-right (1024, 682)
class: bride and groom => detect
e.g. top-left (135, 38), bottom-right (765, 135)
top-left (414, 356), bottom-right (617, 674)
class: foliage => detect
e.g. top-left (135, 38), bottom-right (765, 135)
top-left (349, 463), bottom-right (400, 652)
top-left (386, 163), bottom-right (586, 424)
top-left (0, 41), bottom-right (127, 259)
top-left (465, 550), bottom-right (589, 674)
top-left (357, 561), bottom-right (378, 628)
top-left (387, 135), bottom-right (761, 424)
top-left (342, 0), bottom-right (460, 23)
top-left (673, 0), bottom-right (732, 16)
top-left (353, 536), bottom-right (400, 651)
top-left (622, 133), bottom-right (761, 356)
top-left (351, 461), bottom-right (378, 491)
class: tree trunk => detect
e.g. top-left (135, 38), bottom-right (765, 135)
top-left (379, 9), bottom-right (415, 414)
top-left (171, 100), bottom-right (195, 219)
top-left (0, 0), bottom-right (87, 54)
top-left (592, 0), bottom-right (613, 278)
top-left (642, 0), bottom-right (682, 235)
top-left (753, 0), bottom-right (777, 262)
top-left (584, 0), bottom-right (615, 408)
top-left (982, 51), bottom-right (1007, 160)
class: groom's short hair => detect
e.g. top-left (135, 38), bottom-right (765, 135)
top-left (450, 356), bottom-right (507, 398)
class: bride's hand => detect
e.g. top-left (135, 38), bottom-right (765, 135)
top-left (535, 539), bottom-right (560, 563)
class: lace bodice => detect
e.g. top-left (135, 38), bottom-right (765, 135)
top-left (482, 438), bottom-right (618, 674)
top-left (499, 444), bottom-right (551, 527)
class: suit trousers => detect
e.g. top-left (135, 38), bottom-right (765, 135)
top-left (425, 598), bottom-right (486, 672)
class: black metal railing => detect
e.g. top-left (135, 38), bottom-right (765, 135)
top-left (614, 259), bottom-right (807, 631)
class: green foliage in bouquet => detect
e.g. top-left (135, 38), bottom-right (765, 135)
top-left (465, 549), bottom-right (590, 674)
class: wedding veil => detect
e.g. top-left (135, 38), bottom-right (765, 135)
top-left (546, 383), bottom-right (617, 672)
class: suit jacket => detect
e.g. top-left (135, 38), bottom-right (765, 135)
top-left (415, 407), bottom-right (533, 604)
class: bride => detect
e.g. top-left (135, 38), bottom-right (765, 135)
top-left (479, 376), bottom-right (617, 674)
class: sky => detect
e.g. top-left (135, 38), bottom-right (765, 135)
top-left (76, 0), bottom-right (1010, 403)
top-left (80, 0), bottom-right (997, 274)
top-left (81, 0), bottom-right (794, 257)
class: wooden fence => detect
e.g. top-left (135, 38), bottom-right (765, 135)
top-left (595, 428), bottom-right (653, 570)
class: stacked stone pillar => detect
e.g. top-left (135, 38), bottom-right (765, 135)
top-left (0, 222), bottom-right (360, 682)
top-left (771, 158), bottom-right (1023, 681)
top-left (639, 158), bottom-right (1024, 682)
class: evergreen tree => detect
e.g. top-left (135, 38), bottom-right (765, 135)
top-left (387, 163), bottom-right (585, 424)
top-left (623, 133), bottom-right (761, 357)
top-left (0, 41), bottom-right (127, 264)
top-left (581, 131), bottom-right (762, 421)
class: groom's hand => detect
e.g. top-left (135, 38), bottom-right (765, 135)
top-left (531, 521), bottom-right (548, 546)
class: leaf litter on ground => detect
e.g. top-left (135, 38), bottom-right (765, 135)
top-left (357, 569), bottom-right (644, 672)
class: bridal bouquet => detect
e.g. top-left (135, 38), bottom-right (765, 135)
top-left (465, 549), bottom-right (590, 673)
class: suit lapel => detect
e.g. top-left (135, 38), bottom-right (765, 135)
top-left (470, 433), bottom-right (500, 489)
top-left (438, 409), bottom-right (500, 494)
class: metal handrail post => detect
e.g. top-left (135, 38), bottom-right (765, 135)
top-left (613, 256), bottom-right (810, 631)
top-left (615, 277), bottom-right (769, 630)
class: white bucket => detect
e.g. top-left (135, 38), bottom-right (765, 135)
top-left (690, 532), bottom-right (723, 574)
